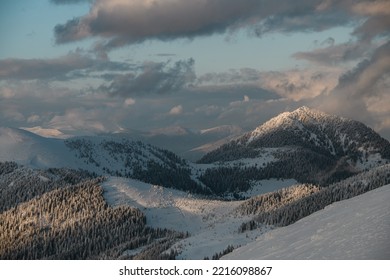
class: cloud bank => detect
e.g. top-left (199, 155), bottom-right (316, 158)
top-left (54, 0), bottom-right (361, 53)
top-left (0, 52), bottom-right (93, 80)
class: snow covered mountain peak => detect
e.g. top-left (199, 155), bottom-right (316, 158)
top-left (247, 106), bottom-right (343, 144)
top-left (199, 108), bottom-right (390, 177)
top-left (244, 106), bottom-right (384, 153)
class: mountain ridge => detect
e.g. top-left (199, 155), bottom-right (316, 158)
top-left (200, 106), bottom-right (390, 167)
top-left (1, 107), bottom-right (390, 195)
top-left (197, 107), bottom-right (390, 190)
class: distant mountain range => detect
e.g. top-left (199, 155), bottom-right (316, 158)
top-left (1, 107), bottom-right (389, 194)
top-left (103, 124), bottom-right (244, 161)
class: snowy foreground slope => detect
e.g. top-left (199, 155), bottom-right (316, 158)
top-left (223, 184), bottom-right (390, 260)
top-left (102, 177), bottom-right (281, 259)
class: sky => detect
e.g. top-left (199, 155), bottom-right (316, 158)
top-left (0, 0), bottom-right (389, 140)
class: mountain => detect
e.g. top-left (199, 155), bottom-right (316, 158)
top-left (64, 136), bottom-right (205, 193)
top-left (0, 127), bottom-right (78, 168)
top-left (246, 106), bottom-right (390, 162)
top-left (0, 127), bottom-right (204, 193)
top-left (198, 107), bottom-right (390, 188)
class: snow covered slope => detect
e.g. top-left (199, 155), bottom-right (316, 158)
top-left (0, 127), bottom-right (205, 193)
top-left (102, 177), bottom-right (275, 259)
top-left (223, 184), bottom-right (390, 260)
top-left (0, 127), bottom-right (79, 168)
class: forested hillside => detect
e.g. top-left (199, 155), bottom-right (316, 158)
top-left (0, 176), bottom-right (186, 260)
top-left (65, 138), bottom-right (205, 193)
top-left (238, 164), bottom-right (390, 232)
top-left (0, 162), bottom-right (95, 212)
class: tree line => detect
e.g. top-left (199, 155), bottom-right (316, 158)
top-left (0, 176), bottom-right (186, 259)
top-left (239, 164), bottom-right (390, 232)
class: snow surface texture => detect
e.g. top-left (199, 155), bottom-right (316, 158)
top-left (102, 177), bottom-right (275, 259)
top-left (223, 184), bottom-right (390, 260)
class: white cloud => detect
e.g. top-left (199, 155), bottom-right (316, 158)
top-left (124, 98), bottom-right (136, 106)
top-left (2, 108), bottom-right (25, 122)
top-left (27, 115), bottom-right (41, 123)
top-left (0, 87), bottom-right (15, 98)
top-left (169, 105), bottom-right (183, 115)
top-left (259, 69), bottom-right (341, 101)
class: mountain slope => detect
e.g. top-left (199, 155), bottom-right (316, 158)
top-left (0, 127), bottom-right (204, 194)
top-left (198, 107), bottom-right (390, 188)
top-left (201, 107), bottom-right (390, 165)
top-left (0, 127), bottom-right (83, 169)
top-left (65, 136), bottom-right (204, 193)
top-left (246, 106), bottom-right (390, 162)
top-left (223, 183), bottom-right (390, 260)
top-left (0, 177), bottom-right (185, 260)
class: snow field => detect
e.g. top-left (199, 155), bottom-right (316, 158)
top-left (102, 177), bottom-right (274, 259)
top-left (223, 184), bottom-right (390, 259)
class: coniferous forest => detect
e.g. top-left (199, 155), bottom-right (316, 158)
top-left (0, 165), bottom-right (185, 260)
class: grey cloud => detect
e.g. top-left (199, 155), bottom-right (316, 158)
top-left (353, 15), bottom-right (390, 41)
top-left (199, 67), bottom-right (340, 101)
top-left (293, 41), bottom-right (373, 66)
top-left (48, 107), bottom-right (115, 134)
top-left (54, 17), bottom-right (90, 44)
top-left (53, 0), bottom-right (390, 56)
top-left (315, 40), bottom-right (390, 136)
top-left (259, 69), bottom-right (340, 101)
top-left (0, 52), bottom-right (94, 80)
top-left (100, 59), bottom-right (196, 96)
top-left (337, 41), bottom-right (390, 97)
top-left (351, 0), bottom-right (390, 41)
top-left (198, 68), bottom-right (260, 85)
top-left (0, 51), bottom-right (136, 81)
top-left (55, 0), bottom-right (353, 52)
top-left (253, 9), bottom-right (350, 36)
